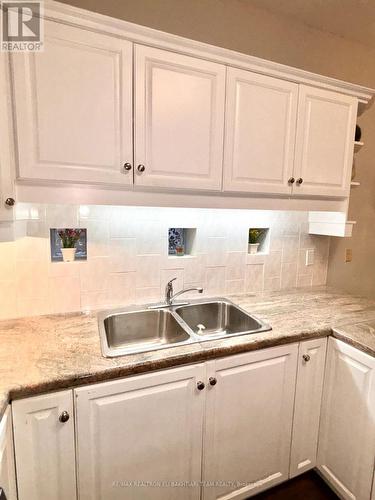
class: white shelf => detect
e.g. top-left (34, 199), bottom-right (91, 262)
top-left (354, 141), bottom-right (364, 152)
top-left (308, 212), bottom-right (356, 237)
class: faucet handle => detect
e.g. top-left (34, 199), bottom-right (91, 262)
top-left (166, 277), bottom-right (177, 291)
top-left (165, 278), bottom-right (177, 305)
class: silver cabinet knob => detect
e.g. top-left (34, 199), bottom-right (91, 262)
top-left (5, 198), bottom-right (15, 207)
top-left (296, 178), bottom-right (303, 185)
top-left (302, 354), bottom-right (311, 362)
top-left (197, 381), bottom-right (205, 391)
top-left (288, 177), bottom-right (295, 184)
top-left (137, 164), bottom-right (145, 173)
top-left (209, 377), bottom-right (217, 386)
top-left (59, 410), bottom-right (70, 423)
top-left (123, 162), bottom-right (132, 171)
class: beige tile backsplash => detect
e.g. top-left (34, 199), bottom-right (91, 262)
top-left (0, 204), bottom-right (330, 319)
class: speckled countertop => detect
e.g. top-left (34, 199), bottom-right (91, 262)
top-left (1, 286), bottom-right (375, 417)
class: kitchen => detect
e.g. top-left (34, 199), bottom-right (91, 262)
top-left (1, 0), bottom-right (375, 499)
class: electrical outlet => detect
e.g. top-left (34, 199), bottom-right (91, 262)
top-left (305, 249), bottom-right (314, 266)
top-left (345, 248), bottom-right (353, 263)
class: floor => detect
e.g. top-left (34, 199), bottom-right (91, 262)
top-left (253, 471), bottom-right (338, 499)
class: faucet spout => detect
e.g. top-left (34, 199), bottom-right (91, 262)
top-left (170, 287), bottom-right (203, 304)
top-left (165, 278), bottom-right (203, 306)
top-left (148, 278), bottom-right (203, 309)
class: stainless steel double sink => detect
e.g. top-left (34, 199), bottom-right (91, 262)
top-left (98, 298), bottom-right (272, 357)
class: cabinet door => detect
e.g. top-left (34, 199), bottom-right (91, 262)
top-left (0, 52), bottom-right (16, 222)
top-left (12, 390), bottom-right (76, 500)
top-left (0, 407), bottom-right (17, 500)
top-left (12, 20), bottom-right (133, 185)
top-left (290, 337), bottom-right (327, 477)
top-left (294, 85), bottom-right (357, 197)
top-left (134, 45), bottom-right (225, 191)
top-left (75, 364), bottom-right (206, 500)
top-left (223, 68), bottom-right (298, 195)
top-left (317, 338), bottom-right (375, 499)
top-left (203, 344), bottom-right (298, 500)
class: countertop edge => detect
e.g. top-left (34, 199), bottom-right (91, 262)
top-left (2, 328), bottom-right (333, 418)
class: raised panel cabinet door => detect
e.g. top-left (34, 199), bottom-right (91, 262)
top-left (294, 85), bottom-right (357, 197)
top-left (290, 337), bottom-right (327, 477)
top-left (223, 68), bottom-right (298, 195)
top-left (75, 363), bottom-right (206, 500)
top-left (0, 52), bottom-right (16, 222)
top-left (12, 390), bottom-right (76, 500)
top-left (0, 407), bottom-right (17, 500)
top-left (317, 338), bottom-right (375, 500)
top-left (203, 344), bottom-right (299, 500)
top-left (11, 20), bottom-right (133, 185)
top-left (134, 44), bottom-right (225, 191)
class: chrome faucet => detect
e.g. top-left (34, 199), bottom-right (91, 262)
top-left (165, 278), bottom-right (203, 306)
top-left (148, 278), bottom-right (203, 309)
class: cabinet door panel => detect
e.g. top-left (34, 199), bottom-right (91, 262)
top-left (12, 20), bottom-right (133, 185)
top-left (0, 407), bottom-right (17, 500)
top-left (294, 86), bottom-right (357, 197)
top-left (223, 68), bottom-right (298, 195)
top-left (75, 364), bottom-right (205, 500)
top-left (12, 390), bottom-right (76, 500)
top-left (203, 344), bottom-right (298, 500)
top-left (290, 337), bottom-right (327, 477)
top-left (135, 45), bottom-right (225, 190)
top-left (317, 338), bottom-right (375, 499)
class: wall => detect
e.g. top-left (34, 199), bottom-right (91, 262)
top-left (57, 0), bottom-right (375, 298)
top-left (0, 204), bottom-right (329, 319)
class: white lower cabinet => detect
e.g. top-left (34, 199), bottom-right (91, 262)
top-left (9, 338), bottom-right (375, 500)
top-left (75, 364), bottom-right (206, 500)
top-left (203, 344), bottom-right (298, 500)
top-left (0, 407), bottom-right (17, 500)
top-left (317, 337), bottom-right (375, 500)
top-left (12, 390), bottom-right (76, 500)
top-left (290, 337), bottom-right (327, 477)
top-left (75, 344), bottom-right (299, 500)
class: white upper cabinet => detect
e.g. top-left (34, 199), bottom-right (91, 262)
top-left (293, 86), bottom-right (357, 197)
top-left (203, 344), bottom-right (298, 499)
top-left (317, 338), bottom-right (375, 500)
top-left (134, 45), bottom-right (226, 191)
top-left (0, 52), bottom-right (16, 222)
top-left (12, 20), bottom-right (133, 185)
top-left (7, 7), bottom-right (371, 207)
top-left (223, 68), bottom-right (298, 195)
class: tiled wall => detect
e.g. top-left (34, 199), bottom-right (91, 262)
top-left (0, 204), bottom-right (330, 319)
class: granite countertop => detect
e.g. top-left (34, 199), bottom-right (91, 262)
top-left (1, 286), bottom-right (375, 417)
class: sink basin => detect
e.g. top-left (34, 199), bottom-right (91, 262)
top-left (98, 298), bottom-right (271, 357)
top-left (99, 308), bottom-right (192, 357)
top-left (175, 300), bottom-right (271, 339)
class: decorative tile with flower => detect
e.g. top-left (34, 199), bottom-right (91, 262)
top-left (168, 228), bottom-right (197, 256)
top-left (50, 228), bottom-right (87, 262)
top-left (248, 228), bottom-right (269, 255)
